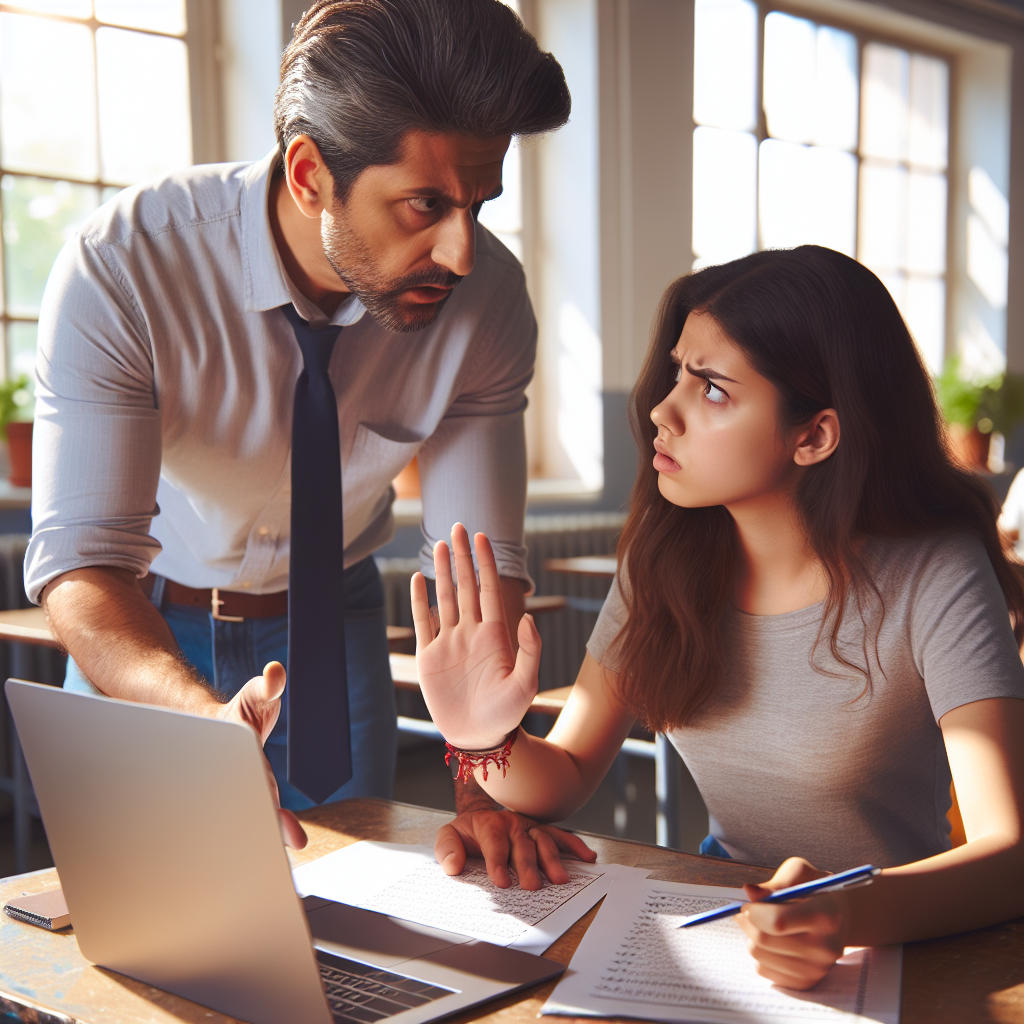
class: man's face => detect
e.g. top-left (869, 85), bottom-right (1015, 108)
top-left (321, 130), bottom-right (510, 332)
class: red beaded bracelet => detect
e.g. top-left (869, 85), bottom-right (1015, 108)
top-left (445, 729), bottom-right (518, 783)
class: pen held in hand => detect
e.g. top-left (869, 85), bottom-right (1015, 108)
top-left (678, 864), bottom-right (881, 928)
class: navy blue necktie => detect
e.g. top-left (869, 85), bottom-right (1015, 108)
top-left (282, 303), bottom-right (351, 803)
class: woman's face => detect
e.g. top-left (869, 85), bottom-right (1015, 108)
top-left (650, 312), bottom-right (802, 511)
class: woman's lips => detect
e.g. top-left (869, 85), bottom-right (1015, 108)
top-left (653, 451), bottom-right (680, 474)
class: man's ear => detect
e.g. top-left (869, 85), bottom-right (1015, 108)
top-left (283, 135), bottom-right (336, 219)
top-left (793, 408), bottom-right (840, 467)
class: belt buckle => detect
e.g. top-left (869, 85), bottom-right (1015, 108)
top-left (211, 587), bottom-right (244, 623)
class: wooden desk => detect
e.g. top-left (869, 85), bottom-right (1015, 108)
top-left (0, 798), bottom-right (1020, 1023)
top-left (543, 556), bottom-right (617, 577)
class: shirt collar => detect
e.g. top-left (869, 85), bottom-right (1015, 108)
top-left (240, 147), bottom-right (367, 328)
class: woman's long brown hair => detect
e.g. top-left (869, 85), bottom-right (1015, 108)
top-left (616, 246), bottom-right (1024, 732)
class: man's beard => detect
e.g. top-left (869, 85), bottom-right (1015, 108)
top-left (322, 214), bottom-right (462, 333)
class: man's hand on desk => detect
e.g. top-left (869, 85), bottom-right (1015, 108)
top-left (215, 660), bottom-right (308, 851)
top-left (436, 778), bottom-right (595, 890)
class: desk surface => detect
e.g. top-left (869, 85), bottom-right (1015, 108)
top-left (1, 798), bottom-right (1021, 1024)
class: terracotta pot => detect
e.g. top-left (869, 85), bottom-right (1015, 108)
top-left (947, 422), bottom-right (989, 471)
top-left (392, 456), bottom-right (420, 499)
top-left (6, 420), bottom-right (32, 488)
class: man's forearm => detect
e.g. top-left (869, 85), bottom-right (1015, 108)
top-left (454, 774), bottom-right (504, 814)
top-left (42, 566), bottom-right (222, 713)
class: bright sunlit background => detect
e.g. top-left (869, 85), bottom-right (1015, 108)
top-left (0, 0), bottom-right (191, 385)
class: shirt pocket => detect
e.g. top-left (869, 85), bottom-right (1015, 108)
top-left (344, 422), bottom-right (424, 514)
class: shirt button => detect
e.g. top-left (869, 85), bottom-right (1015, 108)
top-left (258, 526), bottom-right (270, 536)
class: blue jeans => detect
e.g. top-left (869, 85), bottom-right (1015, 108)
top-left (700, 834), bottom-right (732, 858)
top-left (64, 556), bottom-right (397, 810)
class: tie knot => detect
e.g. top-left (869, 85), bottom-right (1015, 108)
top-left (281, 303), bottom-right (341, 375)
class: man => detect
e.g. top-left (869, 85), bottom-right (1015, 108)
top-left (26, 0), bottom-right (582, 864)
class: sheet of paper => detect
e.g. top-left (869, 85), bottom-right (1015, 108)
top-left (543, 876), bottom-right (902, 1024)
top-left (292, 840), bottom-right (650, 956)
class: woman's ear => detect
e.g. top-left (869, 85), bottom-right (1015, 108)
top-left (793, 409), bottom-right (840, 467)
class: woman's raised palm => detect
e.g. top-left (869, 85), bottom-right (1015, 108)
top-left (411, 525), bottom-right (541, 750)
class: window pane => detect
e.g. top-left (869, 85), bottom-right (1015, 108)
top-left (759, 141), bottom-right (856, 255)
top-left (7, 320), bottom-right (38, 389)
top-left (2, 176), bottom-right (99, 316)
top-left (906, 171), bottom-right (947, 275)
top-left (692, 127), bottom-right (757, 263)
top-left (97, 27), bottom-right (192, 184)
top-left (95, 0), bottom-right (186, 35)
top-left (763, 12), bottom-right (816, 144)
top-left (4, 1), bottom-right (91, 15)
top-left (859, 161), bottom-right (907, 270)
top-left (814, 26), bottom-right (859, 151)
top-left (908, 54), bottom-right (948, 171)
top-left (861, 43), bottom-right (909, 162)
top-left (0, 13), bottom-right (98, 179)
top-left (693, 0), bottom-right (758, 132)
top-left (904, 276), bottom-right (945, 374)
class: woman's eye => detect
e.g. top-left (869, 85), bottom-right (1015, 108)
top-left (703, 379), bottom-right (727, 404)
top-left (408, 197), bottom-right (440, 214)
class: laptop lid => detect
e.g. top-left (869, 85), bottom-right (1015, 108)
top-left (5, 679), bottom-right (332, 1024)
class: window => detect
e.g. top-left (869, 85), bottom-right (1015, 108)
top-left (692, 0), bottom-right (951, 373)
top-left (0, 0), bottom-right (192, 387)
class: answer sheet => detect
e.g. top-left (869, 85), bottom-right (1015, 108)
top-left (543, 876), bottom-right (902, 1024)
top-left (292, 841), bottom-right (649, 955)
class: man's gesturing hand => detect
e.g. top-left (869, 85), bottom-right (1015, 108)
top-left (215, 661), bottom-right (308, 850)
top-left (411, 525), bottom-right (541, 750)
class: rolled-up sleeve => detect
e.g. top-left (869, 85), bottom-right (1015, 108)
top-left (417, 261), bottom-right (535, 591)
top-left (24, 234), bottom-right (162, 603)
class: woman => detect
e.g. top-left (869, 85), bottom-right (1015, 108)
top-left (411, 246), bottom-right (1024, 989)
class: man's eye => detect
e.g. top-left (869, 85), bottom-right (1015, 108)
top-left (408, 197), bottom-right (440, 213)
top-left (703, 379), bottom-right (728, 405)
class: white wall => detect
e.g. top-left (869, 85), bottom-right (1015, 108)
top-left (219, 0), bottom-right (282, 162)
top-left (531, 0), bottom-right (604, 486)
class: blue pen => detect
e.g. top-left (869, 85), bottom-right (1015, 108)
top-left (678, 864), bottom-right (881, 928)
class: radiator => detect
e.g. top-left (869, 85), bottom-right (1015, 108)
top-left (377, 511), bottom-right (625, 692)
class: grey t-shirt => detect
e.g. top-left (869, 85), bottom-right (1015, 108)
top-left (587, 533), bottom-right (1024, 870)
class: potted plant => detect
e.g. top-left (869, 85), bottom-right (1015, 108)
top-left (936, 359), bottom-right (1024, 472)
top-left (0, 374), bottom-right (34, 488)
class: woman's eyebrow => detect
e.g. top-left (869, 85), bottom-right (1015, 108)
top-left (685, 362), bottom-right (739, 384)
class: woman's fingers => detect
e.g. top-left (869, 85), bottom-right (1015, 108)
top-left (433, 540), bottom-right (459, 629)
top-left (450, 523), bottom-right (481, 624)
top-left (410, 572), bottom-right (435, 649)
top-left (475, 533), bottom-right (505, 624)
top-left (512, 614), bottom-right (542, 693)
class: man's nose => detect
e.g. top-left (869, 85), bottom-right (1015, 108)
top-left (431, 209), bottom-right (476, 278)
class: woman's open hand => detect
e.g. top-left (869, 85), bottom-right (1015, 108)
top-left (736, 857), bottom-right (850, 990)
top-left (411, 524), bottom-right (541, 750)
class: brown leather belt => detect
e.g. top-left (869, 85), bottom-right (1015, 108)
top-left (163, 580), bottom-right (288, 622)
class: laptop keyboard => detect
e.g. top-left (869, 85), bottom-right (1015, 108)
top-left (317, 952), bottom-right (456, 1023)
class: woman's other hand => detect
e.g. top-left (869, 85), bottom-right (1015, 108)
top-left (411, 524), bottom-right (541, 750)
top-left (736, 857), bottom-right (850, 990)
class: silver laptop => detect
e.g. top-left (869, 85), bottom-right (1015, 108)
top-left (5, 679), bottom-right (564, 1024)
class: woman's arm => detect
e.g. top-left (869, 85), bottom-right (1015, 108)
top-left (737, 696), bottom-right (1023, 989)
top-left (413, 525), bottom-right (634, 881)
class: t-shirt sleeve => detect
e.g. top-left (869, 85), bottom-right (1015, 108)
top-left (586, 576), bottom-right (630, 673)
top-left (909, 532), bottom-right (1024, 721)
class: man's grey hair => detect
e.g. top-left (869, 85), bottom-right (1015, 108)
top-left (274, 0), bottom-right (572, 200)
